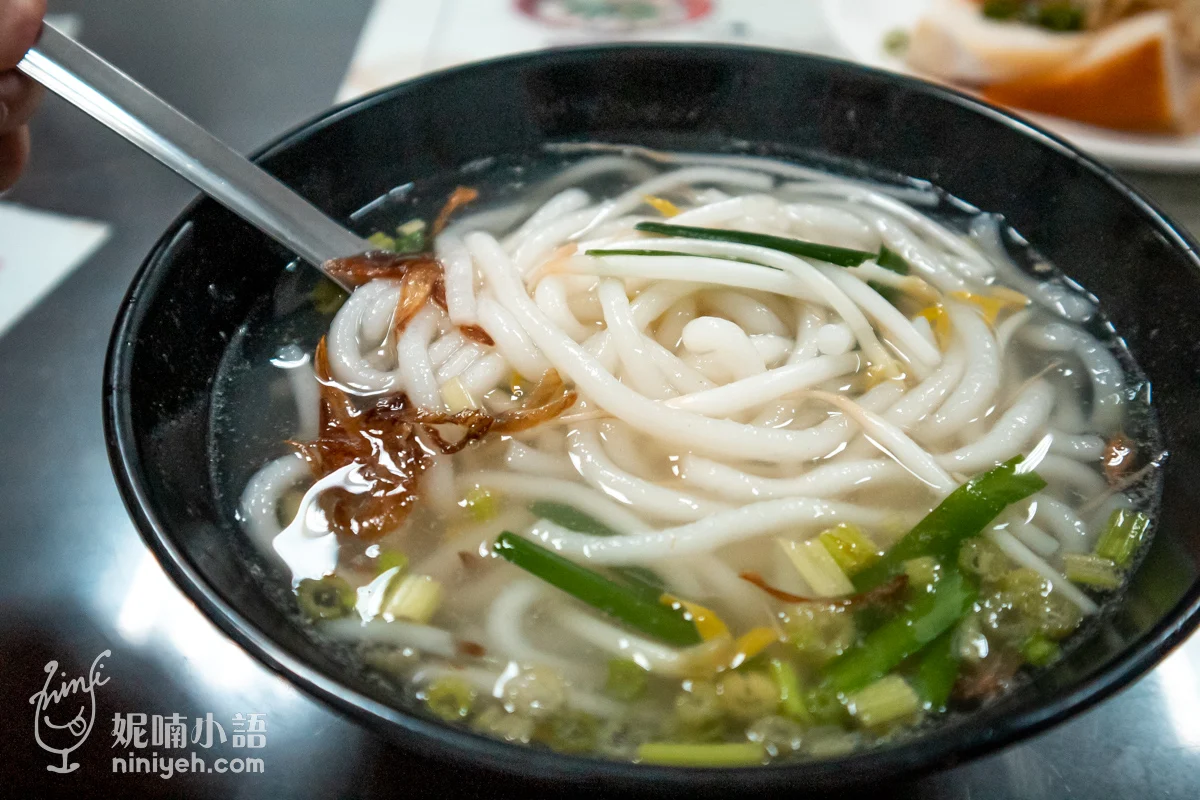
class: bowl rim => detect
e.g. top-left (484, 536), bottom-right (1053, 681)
top-left (104, 42), bottom-right (1200, 791)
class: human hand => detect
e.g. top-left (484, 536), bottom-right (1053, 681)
top-left (0, 0), bottom-right (46, 191)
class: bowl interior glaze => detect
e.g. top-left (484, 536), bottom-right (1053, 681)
top-left (105, 45), bottom-right (1200, 793)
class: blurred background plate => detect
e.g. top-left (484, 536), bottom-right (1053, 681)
top-left (821, 0), bottom-right (1200, 172)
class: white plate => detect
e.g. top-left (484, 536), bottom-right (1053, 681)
top-left (820, 0), bottom-right (1200, 172)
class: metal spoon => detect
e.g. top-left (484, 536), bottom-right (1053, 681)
top-left (17, 23), bottom-right (371, 279)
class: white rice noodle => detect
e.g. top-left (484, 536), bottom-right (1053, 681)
top-left (239, 453), bottom-right (311, 555)
top-left (567, 422), bottom-right (728, 522)
top-left (428, 330), bottom-right (466, 368)
top-left (969, 214), bottom-right (1095, 322)
top-left (503, 188), bottom-right (591, 253)
top-left (1035, 454), bottom-right (1108, 499)
top-left (582, 236), bottom-right (894, 367)
top-left (668, 194), bottom-right (771, 227)
top-left (526, 497), bottom-right (916, 564)
top-left (786, 181), bottom-right (994, 280)
top-left (663, 353), bottom-right (860, 417)
top-left (883, 346), bottom-right (965, 430)
top-left (681, 316), bottom-right (766, 381)
top-left (436, 232), bottom-right (478, 325)
top-left (326, 279), bottom-right (404, 393)
top-left (582, 166), bottom-right (774, 231)
top-left (273, 344), bottom-right (320, 440)
top-left (654, 295), bottom-right (698, 350)
top-left (318, 618), bottom-right (458, 658)
top-left (819, 265), bottom-right (941, 368)
top-left (1047, 431), bottom-right (1105, 461)
top-left (416, 429), bottom-right (458, 515)
top-left (701, 289), bottom-right (790, 337)
top-left (751, 334), bottom-right (793, 365)
top-left (396, 305), bottom-right (445, 411)
top-left (936, 381), bottom-right (1055, 473)
top-left (678, 456), bottom-right (912, 502)
top-left (1021, 323), bottom-right (1125, 434)
top-left (535, 274), bottom-right (594, 342)
top-left (993, 511), bottom-right (1060, 558)
top-left (1029, 493), bottom-right (1092, 553)
top-left (788, 304), bottom-right (826, 364)
top-left (458, 352), bottom-right (510, 396)
top-left (644, 338), bottom-right (715, 394)
top-left (461, 470), bottom-right (649, 534)
top-left (487, 580), bottom-right (583, 674)
top-left (436, 341), bottom-right (484, 383)
top-left (599, 279), bottom-right (675, 399)
top-left (996, 308), bottom-right (1033, 353)
top-left (918, 304), bottom-right (1000, 442)
top-left (551, 603), bottom-right (703, 677)
top-left (504, 440), bottom-right (568, 477)
top-left (469, 237), bottom-right (901, 461)
top-left (987, 529), bottom-right (1098, 614)
top-left (476, 296), bottom-right (551, 380)
top-left (804, 390), bottom-right (957, 496)
top-left (783, 202), bottom-right (878, 250)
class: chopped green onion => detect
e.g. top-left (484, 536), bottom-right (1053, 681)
top-left (781, 603), bottom-right (856, 665)
top-left (1095, 508), bottom-right (1151, 567)
top-left (634, 221), bottom-right (877, 267)
top-left (423, 675), bottom-right (476, 722)
top-left (882, 28), bottom-right (910, 58)
top-left (367, 231), bottom-right (397, 251)
top-left (1063, 553), bottom-right (1123, 590)
top-left (903, 556), bottom-right (942, 588)
top-left (868, 281), bottom-right (903, 306)
top-left (605, 659), bottom-right (649, 701)
top-left (1037, 3), bottom-right (1084, 32)
top-left (717, 671), bottom-right (780, 721)
top-left (464, 486), bottom-right (499, 522)
top-left (823, 568), bottom-right (978, 695)
top-left (527, 501), bottom-right (666, 595)
top-left (768, 659), bottom-right (813, 724)
top-left (383, 574), bottom-right (443, 624)
top-left (311, 279), bottom-right (348, 315)
top-left (853, 457), bottom-right (1046, 592)
top-left (394, 218), bottom-right (426, 253)
top-left (908, 630), bottom-right (960, 712)
top-left (673, 682), bottom-right (723, 733)
top-left (296, 576), bottom-right (355, 620)
top-left (845, 675), bottom-right (920, 729)
top-left (530, 501), bottom-right (620, 537)
top-left (536, 709), bottom-right (599, 754)
top-left (1000, 568), bottom-right (1083, 640)
top-left (876, 245), bottom-right (911, 275)
top-left (778, 537), bottom-right (855, 597)
top-left (637, 742), bottom-right (765, 767)
top-left (375, 548), bottom-right (409, 575)
top-left (1021, 633), bottom-right (1061, 667)
top-left (958, 536), bottom-right (1013, 582)
top-left (819, 523), bottom-right (882, 576)
top-left (982, 0), bottom-right (1022, 20)
top-left (494, 532), bottom-right (701, 646)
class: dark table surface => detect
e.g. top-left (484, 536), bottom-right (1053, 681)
top-left (4, 2), bottom-right (1199, 798)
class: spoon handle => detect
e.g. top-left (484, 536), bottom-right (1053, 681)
top-left (19, 24), bottom-right (370, 270)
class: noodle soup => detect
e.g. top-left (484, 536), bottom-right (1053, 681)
top-left (213, 148), bottom-right (1161, 764)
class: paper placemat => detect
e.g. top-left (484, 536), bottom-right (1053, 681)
top-left (0, 202), bottom-right (111, 339)
top-left (338, 0), bottom-right (836, 102)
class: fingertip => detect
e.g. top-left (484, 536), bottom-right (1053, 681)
top-left (0, 0), bottom-right (48, 70)
top-left (0, 126), bottom-right (31, 191)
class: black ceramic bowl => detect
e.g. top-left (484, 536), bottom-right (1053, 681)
top-left (105, 45), bottom-right (1200, 793)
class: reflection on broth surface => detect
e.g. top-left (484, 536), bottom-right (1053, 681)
top-left (211, 147), bottom-right (1162, 765)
